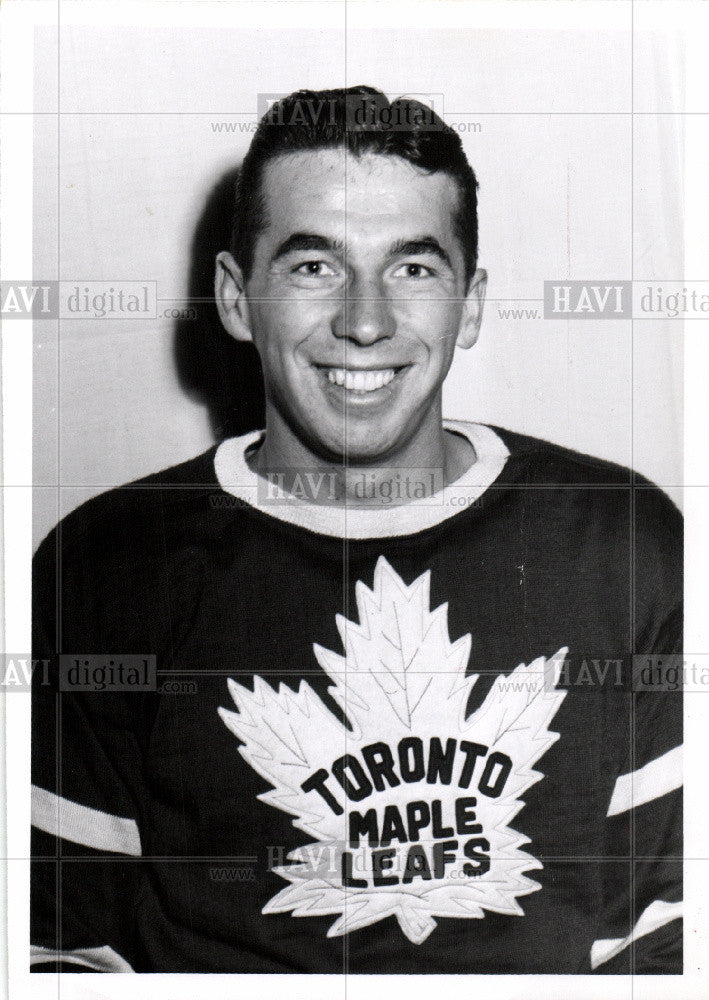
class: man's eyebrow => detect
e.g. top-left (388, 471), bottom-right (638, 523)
top-left (270, 233), bottom-right (453, 269)
top-left (387, 237), bottom-right (452, 269)
top-left (271, 233), bottom-right (346, 263)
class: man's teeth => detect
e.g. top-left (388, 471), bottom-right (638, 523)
top-left (326, 368), bottom-right (397, 392)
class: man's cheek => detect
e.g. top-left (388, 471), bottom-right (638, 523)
top-left (399, 296), bottom-right (457, 333)
top-left (251, 309), bottom-right (305, 356)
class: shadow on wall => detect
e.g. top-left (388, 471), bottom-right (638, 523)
top-left (174, 166), bottom-right (265, 441)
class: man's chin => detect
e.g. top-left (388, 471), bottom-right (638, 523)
top-left (307, 421), bottom-right (407, 467)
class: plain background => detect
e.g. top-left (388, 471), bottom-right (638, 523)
top-left (32, 22), bottom-right (684, 548)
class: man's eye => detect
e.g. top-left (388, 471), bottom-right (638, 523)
top-left (393, 262), bottom-right (435, 279)
top-left (293, 260), bottom-right (336, 277)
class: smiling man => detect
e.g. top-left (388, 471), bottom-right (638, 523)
top-left (31, 87), bottom-right (682, 975)
top-left (215, 141), bottom-right (485, 482)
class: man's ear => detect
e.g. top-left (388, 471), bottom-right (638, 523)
top-left (215, 251), bottom-right (252, 342)
top-left (457, 268), bottom-right (487, 349)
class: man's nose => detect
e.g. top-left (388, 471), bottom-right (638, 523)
top-left (332, 278), bottom-right (396, 344)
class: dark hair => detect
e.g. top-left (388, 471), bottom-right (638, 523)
top-left (230, 86), bottom-right (479, 285)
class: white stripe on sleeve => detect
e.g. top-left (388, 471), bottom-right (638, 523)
top-left (31, 943), bottom-right (134, 972)
top-left (31, 784), bottom-right (142, 856)
top-left (590, 899), bottom-right (682, 970)
top-left (606, 745), bottom-right (682, 817)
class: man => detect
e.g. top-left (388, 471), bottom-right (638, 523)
top-left (31, 86), bottom-right (682, 974)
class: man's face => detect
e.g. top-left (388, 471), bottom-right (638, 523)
top-left (221, 148), bottom-right (484, 464)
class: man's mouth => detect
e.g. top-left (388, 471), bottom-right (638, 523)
top-left (325, 367), bottom-right (397, 393)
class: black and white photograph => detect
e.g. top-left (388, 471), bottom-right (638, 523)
top-left (1, 0), bottom-right (707, 995)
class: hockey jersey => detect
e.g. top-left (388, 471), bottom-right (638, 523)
top-left (31, 421), bottom-right (683, 974)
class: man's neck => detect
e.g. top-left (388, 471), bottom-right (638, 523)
top-left (246, 415), bottom-right (477, 508)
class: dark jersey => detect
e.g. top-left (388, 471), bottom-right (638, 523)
top-left (31, 422), bottom-right (682, 974)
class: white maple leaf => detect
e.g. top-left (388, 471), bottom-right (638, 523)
top-left (219, 556), bottom-right (568, 944)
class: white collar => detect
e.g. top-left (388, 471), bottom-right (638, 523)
top-left (213, 420), bottom-right (509, 540)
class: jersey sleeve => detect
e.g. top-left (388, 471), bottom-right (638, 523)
top-left (31, 524), bottom-right (149, 973)
top-left (589, 489), bottom-right (683, 974)
top-left (591, 673), bottom-right (682, 972)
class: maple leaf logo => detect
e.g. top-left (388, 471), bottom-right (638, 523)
top-left (219, 557), bottom-right (567, 944)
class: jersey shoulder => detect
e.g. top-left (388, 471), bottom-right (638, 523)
top-left (490, 423), bottom-right (682, 528)
top-left (491, 423), bottom-right (663, 486)
top-left (32, 448), bottom-right (231, 653)
top-left (487, 424), bottom-right (683, 625)
top-left (33, 447), bottom-right (228, 587)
